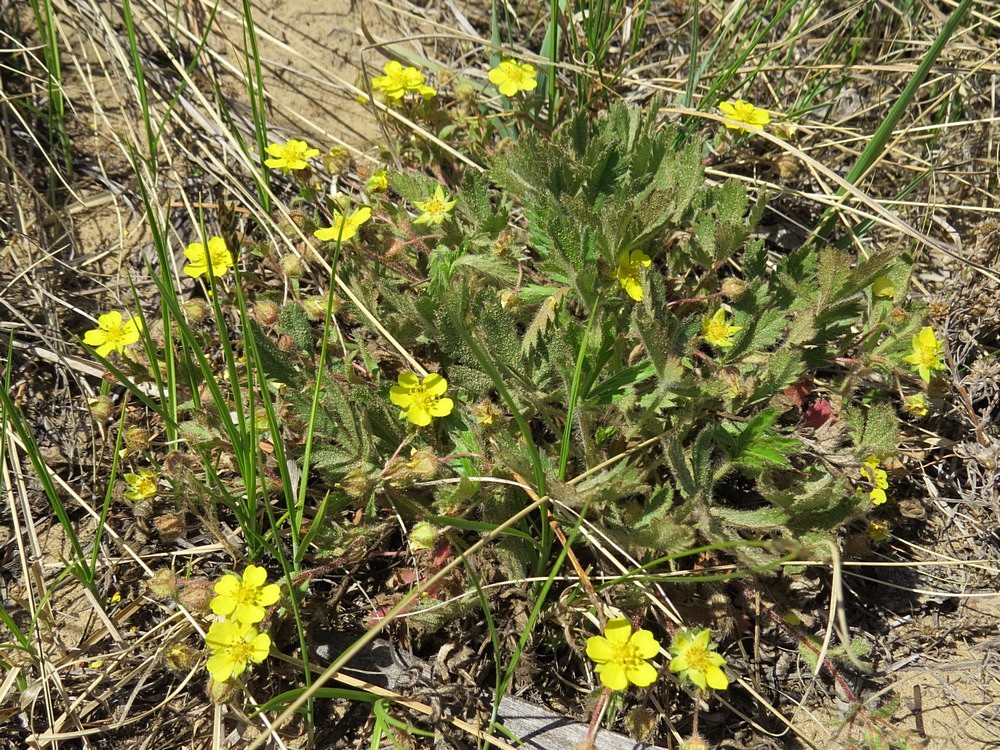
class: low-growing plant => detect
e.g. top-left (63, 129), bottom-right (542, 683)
top-left (246, 99), bottom-right (937, 595)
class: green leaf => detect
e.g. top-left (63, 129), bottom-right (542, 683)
top-left (252, 317), bottom-right (302, 386)
top-left (716, 409), bottom-right (801, 470)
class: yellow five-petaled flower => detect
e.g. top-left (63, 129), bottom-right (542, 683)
top-left (902, 326), bottom-right (946, 384)
top-left (205, 619), bottom-right (271, 682)
top-left (314, 205), bottom-right (372, 244)
top-left (616, 249), bottom-right (652, 302)
top-left (586, 618), bottom-right (661, 691)
top-left (210, 565), bottom-right (281, 625)
top-left (488, 59), bottom-right (538, 97)
top-left (390, 372), bottom-right (454, 427)
top-left (371, 60), bottom-right (436, 100)
top-left (668, 628), bottom-right (728, 691)
top-left (702, 308), bottom-right (742, 349)
top-left (413, 185), bottom-right (457, 226)
top-left (83, 311), bottom-right (143, 357)
top-left (123, 468), bottom-right (158, 502)
top-left (264, 139), bottom-right (320, 173)
top-left (718, 99), bottom-right (771, 133)
top-left (184, 236), bottom-right (234, 279)
top-left (860, 455), bottom-right (889, 506)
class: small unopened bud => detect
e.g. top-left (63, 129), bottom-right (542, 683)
top-left (148, 569), bottom-right (180, 599)
top-left (255, 299), bottom-right (280, 326)
top-left (323, 147), bottom-right (350, 176)
top-left (280, 254), bottom-right (303, 279)
top-left (88, 395), bottom-right (114, 421)
top-left (499, 289), bottom-right (520, 310)
top-left (177, 578), bottom-right (215, 615)
top-left (679, 737), bottom-right (710, 750)
top-left (406, 447), bottom-right (438, 481)
top-left (302, 297), bottom-right (328, 321)
top-left (720, 277), bottom-right (748, 299)
top-left (338, 468), bottom-right (371, 499)
top-left (775, 154), bottom-right (799, 179)
top-left (154, 512), bottom-right (187, 541)
top-left (408, 521), bottom-right (439, 552)
top-left (625, 706), bottom-right (657, 742)
top-left (366, 170), bottom-right (389, 193)
top-left (123, 426), bottom-right (150, 451)
top-left (163, 642), bottom-right (197, 671)
top-left (277, 334), bottom-right (296, 352)
top-left (182, 299), bottom-right (210, 323)
top-left (208, 676), bottom-right (238, 703)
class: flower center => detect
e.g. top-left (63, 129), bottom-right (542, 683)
top-left (210, 246), bottom-right (230, 266)
top-left (227, 639), bottom-right (254, 663)
top-left (682, 644), bottom-right (713, 672)
top-left (408, 386), bottom-right (434, 411)
top-left (235, 582), bottom-right (260, 606)
top-left (705, 320), bottom-right (726, 341)
top-left (104, 323), bottom-right (127, 346)
top-left (916, 344), bottom-right (938, 367)
top-left (424, 198), bottom-right (445, 217)
top-left (610, 640), bottom-right (643, 669)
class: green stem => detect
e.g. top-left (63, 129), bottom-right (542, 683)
top-left (558, 293), bottom-right (603, 481)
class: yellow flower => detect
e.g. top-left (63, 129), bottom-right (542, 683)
top-left (389, 371), bottom-right (454, 427)
top-left (367, 170), bottom-right (389, 193)
top-left (616, 249), bottom-right (652, 301)
top-left (183, 236), bottom-right (234, 279)
top-left (264, 139), bottom-right (320, 173)
top-left (210, 565), bottom-right (281, 624)
top-left (702, 308), bottom-right (742, 349)
top-left (586, 618), bottom-right (660, 691)
top-left (902, 326), bottom-right (946, 384)
top-left (488, 59), bottom-right (538, 97)
top-left (123, 468), bottom-right (158, 502)
top-left (83, 311), bottom-right (143, 357)
top-left (413, 185), bottom-right (457, 226)
top-left (903, 392), bottom-right (929, 418)
top-left (867, 519), bottom-right (890, 543)
top-left (872, 276), bottom-right (895, 298)
top-left (860, 456), bottom-right (889, 506)
top-left (314, 205), bottom-right (372, 244)
top-left (668, 628), bottom-right (728, 691)
top-left (371, 61), bottom-right (435, 100)
top-left (205, 619), bottom-right (271, 682)
top-left (718, 100), bottom-right (771, 132)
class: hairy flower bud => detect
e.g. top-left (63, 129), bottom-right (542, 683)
top-left (88, 395), bottom-right (114, 421)
top-left (177, 578), bottom-right (215, 615)
top-left (123, 426), bottom-right (150, 451)
top-left (280, 254), bottom-right (303, 279)
top-left (148, 569), bottom-right (180, 599)
top-left (255, 299), bottom-right (280, 327)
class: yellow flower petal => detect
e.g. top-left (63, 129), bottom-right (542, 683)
top-left (596, 662), bottom-right (629, 691)
top-left (586, 635), bottom-right (614, 663)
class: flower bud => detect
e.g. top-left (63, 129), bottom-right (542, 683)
top-left (207, 676), bottom-right (238, 703)
top-left (338, 468), bottom-right (371, 499)
top-left (163, 642), bottom-right (197, 671)
top-left (406, 447), bottom-right (438, 481)
top-left (154, 512), bottom-right (187, 541)
top-left (302, 297), bottom-right (328, 321)
top-left (280, 254), bottom-right (303, 279)
top-left (720, 277), bottom-right (748, 299)
top-left (182, 299), bottom-right (210, 323)
top-left (123, 426), bottom-right (150, 451)
top-left (177, 578), bottom-right (215, 615)
top-left (148, 569), bottom-right (180, 599)
top-left (255, 299), bottom-right (280, 326)
top-left (408, 521), bottom-right (439, 552)
top-left (88, 395), bottom-right (114, 421)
